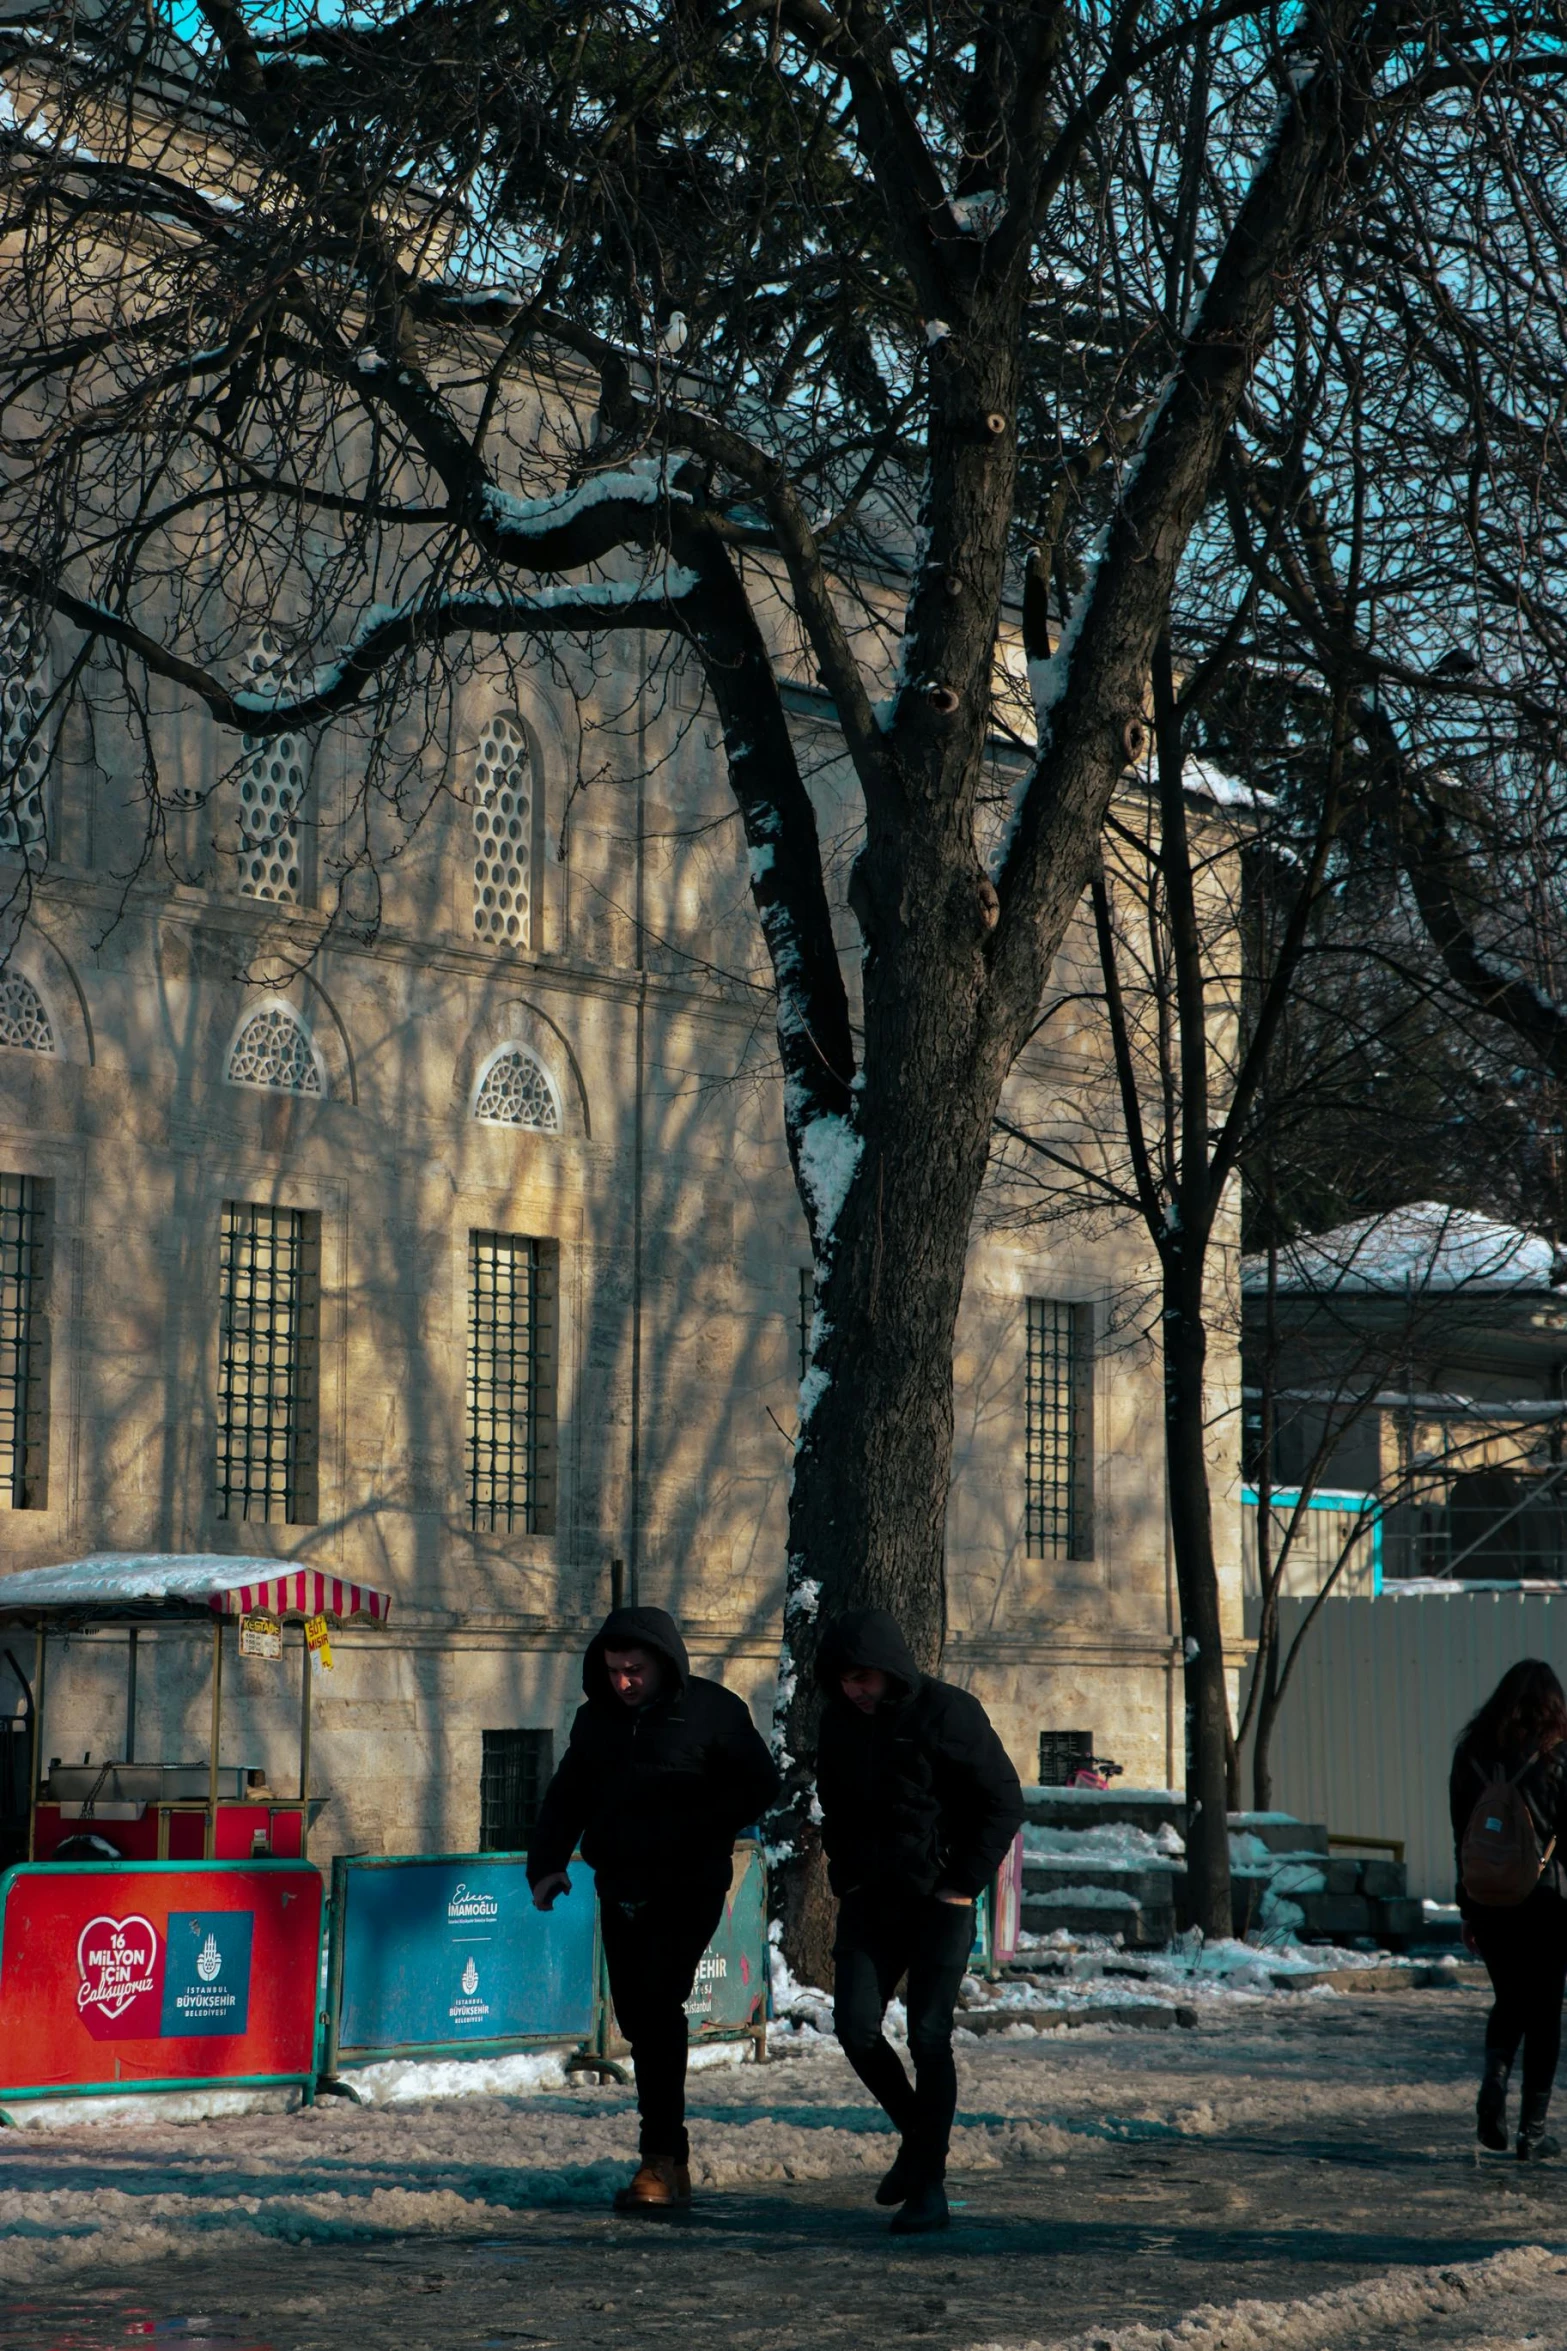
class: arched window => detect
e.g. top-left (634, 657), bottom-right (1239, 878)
top-left (236, 633), bottom-right (307, 903)
top-left (0, 605), bottom-right (51, 859)
top-left (0, 974), bottom-right (53, 1054)
top-left (471, 713), bottom-right (531, 946)
top-left (473, 1044), bottom-right (560, 1132)
top-left (227, 1003), bottom-right (323, 1097)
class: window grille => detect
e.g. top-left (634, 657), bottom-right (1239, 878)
top-left (236, 633), bottom-right (307, 903)
top-left (1038, 1729), bottom-right (1094, 1787)
top-left (479, 1728), bottom-right (555, 1850)
top-left (472, 714), bottom-right (531, 946)
top-left (1025, 1298), bottom-right (1093, 1558)
top-left (0, 604), bottom-right (51, 859)
top-left (216, 1202), bottom-right (320, 1524)
top-left (0, 1175), bottom-right (48, 1509)
top-left (0, 975), bottom-right (53, 1055)
top-left (473, 1046), bottom-right (559, 1131)
top-left (467, 1231), bottom-right (555, 1532)
top-left (227, 1004), bottom-right (323, 1097)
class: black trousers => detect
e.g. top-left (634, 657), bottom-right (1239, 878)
top-left (599, 1884), bottom-right (726, 2164)
top-left (832, 1888), bottom-right (975, 2183)
top-left (1471, 1896), bottom-right (1567, 2113)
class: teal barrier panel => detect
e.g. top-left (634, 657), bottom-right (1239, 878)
top-left (683, 1841), bottom-right (768, 2052)
top-left (324, 1852), bottom-right (598, 2073)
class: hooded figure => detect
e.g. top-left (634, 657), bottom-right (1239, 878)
top-left (814, 1608), bottom-right (1024, 2235)
top-left (528, 1605), bottom-right (780, 2211)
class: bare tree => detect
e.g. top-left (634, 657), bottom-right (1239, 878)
top-left (3, 0), bottom-right (1565, 1948)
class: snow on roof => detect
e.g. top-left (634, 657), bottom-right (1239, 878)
top-left (0, 1554), bottom-right (394, 1623)
top-left (1242, 1202), bottom-right (1567, 1297)
top-left (1182, 756), bottom-right (1277, 812)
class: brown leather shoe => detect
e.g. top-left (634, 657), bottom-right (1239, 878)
top-left (612, 2156), bottom-right (693, 2212)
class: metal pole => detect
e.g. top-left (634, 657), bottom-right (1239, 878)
top-left (298, 1625), bottom-right (312, 1857)
top-left (206, 1616), bottom-right (223, 1861)
top-left (124, 1627), bottom-right (137, 1765)
top-left (27, 1626), bottom-right (44, 1862)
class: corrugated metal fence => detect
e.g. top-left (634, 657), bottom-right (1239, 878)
top-left (1246, 1590), bottom-right (1567, 1901)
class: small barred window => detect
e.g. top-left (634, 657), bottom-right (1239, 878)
top-left (0, 605), bottom-right (51, 858)
top-left (472, 714), bottom-right (531, 946)
top-left (0, 975), bottom-right (53, 1054)
top-left (237, 633), bottom-right (306, 903)
top-left (474, 1046), bottom-right (559, 1131)
top-left (227, 1004), bottom-right (323, 1097)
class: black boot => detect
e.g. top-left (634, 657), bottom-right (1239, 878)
top-left (1517, 2092), bottom-right (1560, 2162)
top-left (889, 2179), bottom-right (950, 2235)
top-left (875, 2144), bottom-right (917, 2206)
top-left (1477, 2051), bottom-right (1510, 2153)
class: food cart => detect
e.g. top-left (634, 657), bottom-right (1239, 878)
top-left (0, 1554), bottom-right (392, 2108)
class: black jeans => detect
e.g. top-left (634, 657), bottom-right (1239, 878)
top-left (599, 1884), bottom-right (726, 2164)
top-left (832, 1887), bottom-right (975, 2183)
top-left (1471, 1897), bottom-right (1567, 2115)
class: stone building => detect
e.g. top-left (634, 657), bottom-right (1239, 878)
top-left (0, 591), bottom-right (1243, 1862)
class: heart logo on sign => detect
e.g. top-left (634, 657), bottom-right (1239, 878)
top-left (76, 1913), bottom-right (159, 2020)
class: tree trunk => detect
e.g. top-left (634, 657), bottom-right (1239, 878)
top-left (1251, 1646), bottom-right (1282, 1816)
top-left (770, 867), bottom-right (1004, 1977)
top-left (1162, 1255), bottom-right (1235, 1939)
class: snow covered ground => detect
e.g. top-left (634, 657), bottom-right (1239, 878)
top-left (0, 1967), bottom-right (1503, 2296)
top-left (0, 1975), bottom-right (1556, 2351)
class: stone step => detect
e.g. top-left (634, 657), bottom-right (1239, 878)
top-left (1229, 1814), bottom-right (1330, 1856)
top-left (1022, 1788), bottom-right (1187, 1838)
top-left (1023, 1861), bottom-right (1181, 1906)
top-left (1022, 1894), bottom-right (1177, 1950)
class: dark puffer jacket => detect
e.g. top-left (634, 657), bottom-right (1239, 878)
top-left (815, 1609), bottom-right (1024, 1901)
top-left (1450, 1735), bottom-right (1567, 1913)
top-left (527, 1606), bottom-right (781, 1900)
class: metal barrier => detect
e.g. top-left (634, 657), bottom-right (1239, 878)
top-left (323, 1851), bottom-right (599, 2075)
top-left (0, 1858), bottom-right (323, 2106)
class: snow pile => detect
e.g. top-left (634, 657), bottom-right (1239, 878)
top-left (342, 2048), bottom-right (572, 2106)
top-left (767, 1919), bottom-right (836, 2044)
top-left (1024, 1820), bottom-right (1185, 1864)
top-left (968, 2242), bottom-right (1561, 2351)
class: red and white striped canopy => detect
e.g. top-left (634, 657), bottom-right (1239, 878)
top-left (0, 1555), bottom-right (394, 1627)
top-left (211, 1569), bottom-right (391, 1626)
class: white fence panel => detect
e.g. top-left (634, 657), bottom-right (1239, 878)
top-left (1246, 1590), bottom-right (1567, 1901)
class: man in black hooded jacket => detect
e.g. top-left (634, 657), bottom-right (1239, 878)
top-left (529, 1605), bottom-right (780, 2210)
top-left (816, 1608), bottom-right (1024, 2234)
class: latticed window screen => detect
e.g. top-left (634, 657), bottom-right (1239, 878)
top-left (479, 1728), bottom-right (555, 1850)
top-left (216, 1202), bottom-right (320, 1524)
top-left (1025, 1298), bottom-right (1093, 1559)
top-left (236, 634), bottom-right (307, 904)
top-left (471, 714), bottom-right (531, 946)
top-left (0, 1175), bottom-right (48, 1509)
top-left (467, 1231), bottom-right (555, 1532)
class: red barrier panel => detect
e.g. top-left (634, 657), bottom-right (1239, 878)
top-left (0, 1860), bottom-right (323, 2102)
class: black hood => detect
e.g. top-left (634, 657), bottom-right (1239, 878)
top-left (815, 1608), bottom-right (922, 1700)
top-left (583, 1606), bottom-right (691, 1704)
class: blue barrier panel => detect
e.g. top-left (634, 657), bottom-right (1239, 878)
top-left (326, 1852), bottom-right (598, 2071)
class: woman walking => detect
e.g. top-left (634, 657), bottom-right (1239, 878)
top-left (1451, 1659), bottom-right (1567, 2160)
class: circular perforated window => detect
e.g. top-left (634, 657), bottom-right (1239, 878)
top-left (472, 714), bottom-right (531, 946)
top-left (0, 605), bottom-right (51, 858)
top-left (237, 633), bottom-right (306, 902)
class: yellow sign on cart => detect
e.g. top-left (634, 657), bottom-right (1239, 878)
top-left (304, 1614), bottom-right (334, 1675)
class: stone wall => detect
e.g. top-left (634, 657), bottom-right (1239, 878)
top-left (0, 635), bottom-right (1242, 1856)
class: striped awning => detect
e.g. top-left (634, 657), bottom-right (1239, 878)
top-left (210, 1570), bottom-right (392, 1626)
